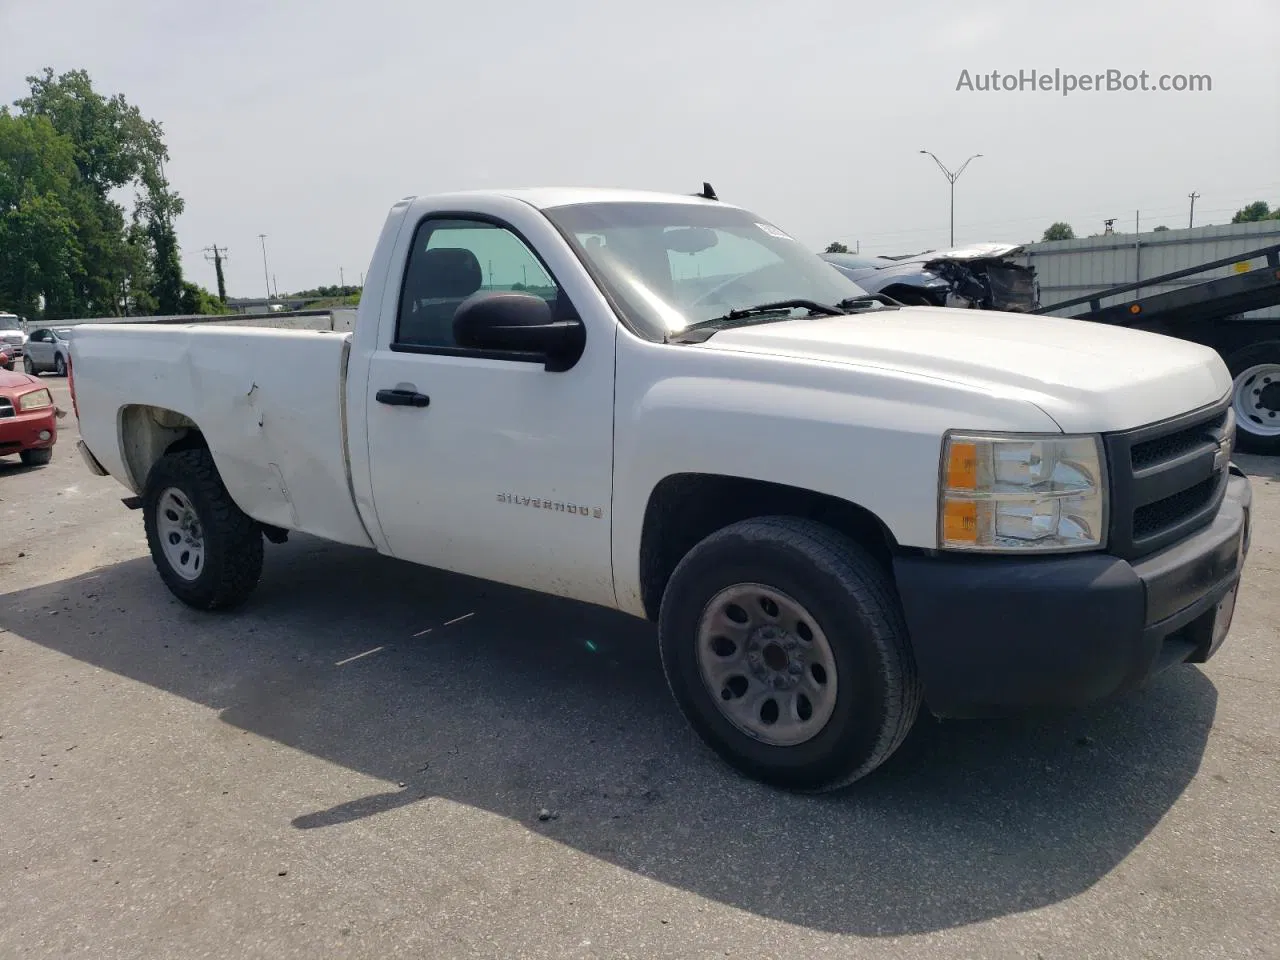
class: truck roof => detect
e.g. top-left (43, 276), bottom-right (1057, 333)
top-left (411, 187), bottom-right (738, 211)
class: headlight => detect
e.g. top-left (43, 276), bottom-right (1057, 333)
top-left (939, 432), bottom-right (1107, 553)
top-left (19, 388), bottom-right (53, 411)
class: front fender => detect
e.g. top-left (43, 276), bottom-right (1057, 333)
top-left (609, 338), bottom-right (1060, 616)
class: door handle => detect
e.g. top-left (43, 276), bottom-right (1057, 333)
top-left (376, 388), bottom-right (430, 408)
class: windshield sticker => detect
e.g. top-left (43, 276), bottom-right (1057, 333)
top-left (755, 222), bottom-right (793, 241)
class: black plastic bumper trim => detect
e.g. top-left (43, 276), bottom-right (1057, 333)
top-left (893, 469), bottom-right (1251, 719)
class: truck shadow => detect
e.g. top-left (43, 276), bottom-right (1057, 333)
top-left (0, 459), bottom-right (44, 476)
top-left (0, 536), bottom-right (1218, 936)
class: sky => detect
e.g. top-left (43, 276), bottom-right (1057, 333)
top-left (3, 0), bottom-right (1278, 299)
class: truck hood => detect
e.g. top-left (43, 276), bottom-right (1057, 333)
top-left (892, 242), bottom-right (1025, 264)
top-left (699, 306), bottom-right (1230, 433)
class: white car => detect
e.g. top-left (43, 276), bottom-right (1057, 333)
top-left (0, 313), bottom-right (26, 358)
top-left (23, 326), bottom-right (73, 376)
top-left (67, 187), bottom-right (1252, 790)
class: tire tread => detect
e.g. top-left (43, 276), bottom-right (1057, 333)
top-left (144, 448), bottom-right (263, 610)
top-left (659, 515), bottom-right (922, 791)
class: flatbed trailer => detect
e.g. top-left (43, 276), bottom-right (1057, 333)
top-left (1033, 243), bottom-right (1280, 453)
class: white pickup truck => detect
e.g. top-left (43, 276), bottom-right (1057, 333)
top-left (69, 186), bottom-right (1253, 790)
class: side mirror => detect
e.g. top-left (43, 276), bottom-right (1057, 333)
top-left (453, 291), bottom-right (585, 372)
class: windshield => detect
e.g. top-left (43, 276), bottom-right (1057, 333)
top-left (543, 202), bottom-right (868, 341)
top-left (0, 316), bottom-right (20, 331)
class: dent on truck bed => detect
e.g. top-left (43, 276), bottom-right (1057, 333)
top-left (78, 325), bottom-right (374, 550)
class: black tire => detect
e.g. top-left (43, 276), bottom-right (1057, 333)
top-left (22, 355), bottom-right (35, 375)
top-left (53, 353), bottom-right (66, 376)
top-left (19, 447), bottom-right (53, 466)
top-left (1226, 341), bottom-right (1280, 455)
top-left (143, 448), bottom-right (264, 610)
top-left (658, 516), bottom-right (922, 792)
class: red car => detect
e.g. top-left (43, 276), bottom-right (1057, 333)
top-left (0, 368), bottom-right (57, 466)
top-left (0, 346), bottom-right (13, 371)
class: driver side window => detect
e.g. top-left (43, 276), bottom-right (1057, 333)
top-left (396, 218), bottom-right (557, 350)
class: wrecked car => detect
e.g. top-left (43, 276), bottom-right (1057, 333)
top-left (822, 242), bottom-right (1038, 312)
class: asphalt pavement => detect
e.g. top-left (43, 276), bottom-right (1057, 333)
top-left (2, 375), bottom-right (1278, 959)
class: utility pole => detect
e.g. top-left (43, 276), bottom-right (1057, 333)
top-left (340, 266), bottom-right (345, 289)
top-left (257, 234), bottom-right (271, 300)
top-left (919, 149), bottom-right (983, 247)
top-left (202, 245), bottom-right (228, 303)
top-left (1135, 210), bottom-right (1142, 299)
top-left (1188, 192), bottom-right (1200, 228)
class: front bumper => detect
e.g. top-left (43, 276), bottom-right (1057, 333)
top-left (893, 467), bottom-right (1252, 718)
top-left (0, 406), bottom-right (57, 456)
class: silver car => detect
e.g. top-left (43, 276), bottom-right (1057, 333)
top-left (23, 327), bottom-right (72, 376)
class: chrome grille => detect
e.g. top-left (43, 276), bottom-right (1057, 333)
top-left (1103, 400), bottom-right (1233, 561)
top-left (0, 398), bottom-right (14, 419)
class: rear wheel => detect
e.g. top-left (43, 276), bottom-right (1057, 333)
top-left (1227, 342), bottom-right (1280, 455)
top-left (20, 447), bottom-right (53, 466)
top-left (143, 448), bottom-right (264, 610)
top-left (658, 516), bottom-right (921, 792)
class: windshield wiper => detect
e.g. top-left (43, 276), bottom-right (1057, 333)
top-left (721, 298), bottom-right (846, 321)
top-left (837, 293), bottom-right (903, 311)
top-left (667, 299), bottom-right (845, 343)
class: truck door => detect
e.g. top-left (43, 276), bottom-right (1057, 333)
top-left (363, 213), bottom-right (617, 608)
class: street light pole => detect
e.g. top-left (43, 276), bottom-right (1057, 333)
top-left (919, 150), bottom-right (983, 247)
top-left (257, 234), bottom-right (271, 300)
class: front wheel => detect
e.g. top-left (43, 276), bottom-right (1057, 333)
top-left (22, 356), bottom-right (35, 375)
top-left (658, 517), bottom-right (922, 792)
top-left (53, 353), bottom-right (66, 376)
top-left (20, 447), bottom-right (53, 466)
top-left (143, 448), bottom-right (264, 610)
top-left (1227, 341), bottom-right (1280, 455)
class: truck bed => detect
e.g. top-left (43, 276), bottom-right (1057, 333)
top-left (70, 324), bottom-right (373, 549)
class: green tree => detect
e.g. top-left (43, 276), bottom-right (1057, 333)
top-left (0, 110), bottom-right (84, 319)
top-left (1153, 225), bottom-right (1170, 232)
top-left (9, 68), bottom-right (186, 317)
top-left (178, 281), bottom-right (224, 315)
top-left (1042, 222), bottom-right (1075, 241)
top-left (135, 168), bottom-right (185, 313)
top-left (824, 241), bottom-right (850, 254)
top-left (1231, 200), bottom-right (1280, 223)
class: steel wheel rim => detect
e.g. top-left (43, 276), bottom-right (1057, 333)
top-left (1233, 363), bottom-right (1280, 437)
top-left (156, 486), bottom-right (205, 581)
top-left (695, 582), bottom-right (838, 747)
